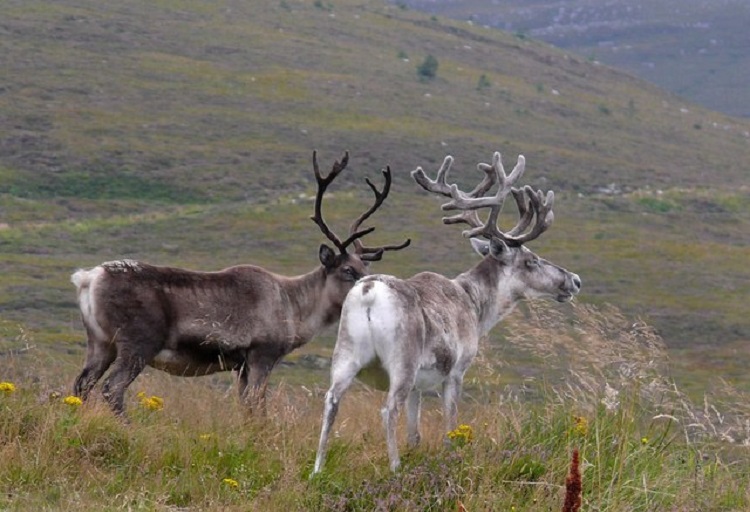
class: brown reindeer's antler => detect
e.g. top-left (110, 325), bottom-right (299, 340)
top-left (310, 150), bottom-right (350, 253)
top-left (310, 151), bottom-right (410, 260)
top-left (411, 152), bottom-right (554, 247)
top-left (348, 166), bottom-right (411, 261)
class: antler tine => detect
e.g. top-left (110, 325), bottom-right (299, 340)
top-left (411, 155), bottom-right (455, 197)
top-left (499, 187), bottom-right (555, 245)
top-left (504, 187), bottom-right (534, 237)
top-left (442, 210), bottom-right (483, 229)
top-left (344, 169), bottom-right (391, 248)
top-left (442, 153), bottom-right (525, 210)
top-left (467, 157), bottom-right (500, 197)
top-left (429, 154), bottom-right (502, 230)
top-left (412, 152), bottom-right (503, 203)
top-left (356, 237), bottom-right (412, 262)
top-left (344, 166), bottom-right (411, 261)
top-left (310, 150), bottom-right (350, 253)
top-left (440, 153), bottom-right (525, 240)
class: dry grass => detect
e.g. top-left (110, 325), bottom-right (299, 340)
top-left (2, 0), bottom-right (750, 391)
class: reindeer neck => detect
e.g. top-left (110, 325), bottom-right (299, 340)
top-left (281, 266), bottom-right (338, 341)
top-left (454, 256), bottom-right (517, 337)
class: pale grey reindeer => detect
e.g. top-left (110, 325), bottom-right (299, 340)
top-left (313, 151), bottom-right (581, 473)
top-left (71, 151), bottom-right (410, 415)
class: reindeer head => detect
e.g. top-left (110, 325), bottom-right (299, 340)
top-left (310, 151), bottom-right (411, 302)
top-left (412, 151), bottom-right (581, 303)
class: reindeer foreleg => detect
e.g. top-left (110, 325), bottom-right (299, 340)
top-left (243, 350), bottom-right (279, 415)
top-left (442, 373), bottom-right (463, 445)
top-left (101, 342), bottom-right (159, 415)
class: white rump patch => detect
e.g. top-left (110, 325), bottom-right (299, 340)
top-left (345, 280), bottom-right (399, 338)
top-left (72, 266), bottom-right (108, 341)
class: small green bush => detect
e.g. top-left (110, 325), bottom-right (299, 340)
top-left (637, 196), bottom-right (676, 213)
top-left (417, 55), bottom-right (439, 81)
top-left (477, 74), bottom-right (491, 91)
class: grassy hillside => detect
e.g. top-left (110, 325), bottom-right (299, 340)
top-left (1, 1), bottom-right (749, 386)
top-left (3, 0), bottom-right (750, 197)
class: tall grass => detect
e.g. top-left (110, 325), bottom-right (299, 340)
top-left (1, 304), bottom-right (749, 511)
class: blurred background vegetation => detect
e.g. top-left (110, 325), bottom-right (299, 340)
top-left (401, 0), bottom-right (750, 118)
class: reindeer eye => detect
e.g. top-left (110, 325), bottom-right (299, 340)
top-left (525, 258), bottom-right (539, 269)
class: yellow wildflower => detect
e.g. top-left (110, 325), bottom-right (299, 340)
top-left (222, 478), bottom-right (239, 489)
top-left (199, 433), bottom-right (213, 441)
top-left (641, 437), bottom-right (649, 445)
top-left (0, 381), bottom-right (16, 394)
top-left (447, 424), bottom-right (474, 445)
top-left (572, 415), bottom-right (588, 437)
top-left (136, 391), bottom-right (146, 399)
top-left (139, 395), bottom-right (164, 411)
top-left (63, 395), bottom-right (83, 407)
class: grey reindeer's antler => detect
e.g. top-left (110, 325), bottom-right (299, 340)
top-left (412, 151), bottom-right (554, 246)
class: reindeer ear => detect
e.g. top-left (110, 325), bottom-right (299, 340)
top-left (488, 237), bottom-right (512, 262)
top-left (470, 238), bottom-right (491, 257)
top-left (319, 244), bottom-right (337, 268)
top-left (471, 238), bottom-right (511, 261)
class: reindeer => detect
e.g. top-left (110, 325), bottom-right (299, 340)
top-left (70, 152), bottom-right (410, 415)
top-left (313, 151), bottom-right (581, 473)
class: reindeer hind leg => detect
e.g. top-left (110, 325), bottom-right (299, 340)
top-left (382, 372), bottom-right (416, 472)
top-left (73, 329), bottom-right (117, 401)
top-left (312, 356), bottom-right (364, 475)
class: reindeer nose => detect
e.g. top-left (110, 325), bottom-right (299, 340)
top-left (572, 274), bottom-right (582, 291)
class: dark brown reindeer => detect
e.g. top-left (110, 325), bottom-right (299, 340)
top-left (313, 150), bottom-right (581, 473)
top-left (71, 152), bottom-right (410, 415)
